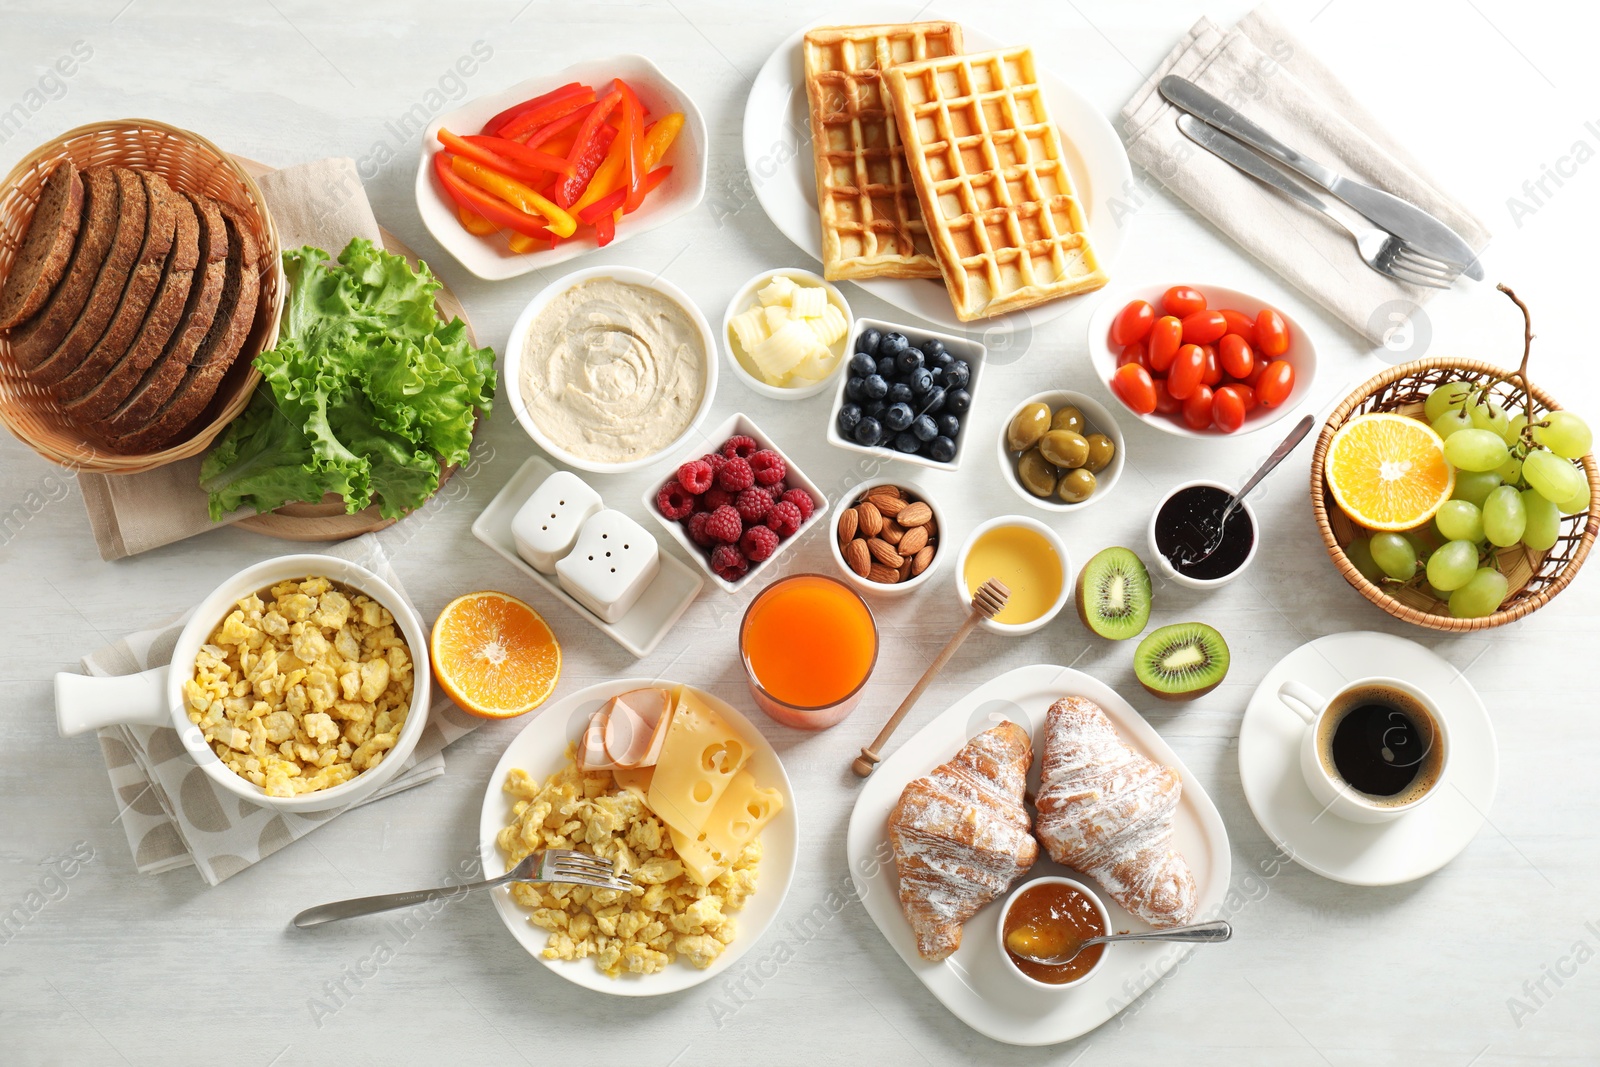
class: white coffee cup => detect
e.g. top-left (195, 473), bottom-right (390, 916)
top-left (1277, 676), bottom-right (1449, 825)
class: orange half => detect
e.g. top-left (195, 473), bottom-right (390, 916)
top-left (431, 591), bottom-right (561, 719)
top-left (1326, 412), bottom-right (1455, 531)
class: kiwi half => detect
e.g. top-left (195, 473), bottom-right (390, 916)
top-left (1134, 622), bottom-right (1229, 701)
top-left (1075, 547), bottom-right (1152, 640)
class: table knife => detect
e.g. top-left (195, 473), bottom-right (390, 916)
top-left (1158, 75), bottom-right (1484, 280)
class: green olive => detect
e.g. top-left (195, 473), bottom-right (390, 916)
top-left (1051, 405), bottom-right (1085, 435)
top-left (1058, 467), bottom-right (1097, 504)
top-left (1082, 433), bottom-right (1115, 474)
top-left (1006, 403), bottom-right (1051, 453)
top-left (1038, 429), bottom-right (1089, 469)
top-left (1017, 448), bottom-right (1059, 498)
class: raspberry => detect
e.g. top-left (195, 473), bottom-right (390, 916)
top-left (722, 434), bottom-right (759, 460)
top-left (704, 451), bottom-right (728, 474)
top-left (765, 480), bottom-right (788, 500)
top-left (716, 455), bottom-right (754, 492)
top-left (676, 459), bottom-right (713, 494)
top-left (655, 479), bottom-right (694, 520)
top-left (710, 544), bottom-right (749, 582)
top-left (701, 487), bottom-right (733, 511)
top-left (780, 488), bottom-right (815, 522)
top-left (706, 504), bottom-right (744, 543)
top-left (735, 486), bottom-right (772, 524)
top-left (748, 449), bottom-right (786, 486)
top-left (740, 524), bottom-right (780, 562)
top-left (687, 510), bottom-right (714, 547)
top-left (766, 500), bottom-right (802, 537)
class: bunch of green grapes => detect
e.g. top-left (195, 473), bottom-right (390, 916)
top-left (1347, 378), bottom-right (1591, 619)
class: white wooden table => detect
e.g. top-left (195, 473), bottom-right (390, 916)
top-left (3, 1), bottom-right (1596, 1063)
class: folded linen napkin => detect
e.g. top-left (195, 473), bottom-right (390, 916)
top-left (78, 157), bottom-right (385, 560)
top-left (1120, 5), bottom-right (1490, 345)
top-left (88, 533), bottom-right (481, 884)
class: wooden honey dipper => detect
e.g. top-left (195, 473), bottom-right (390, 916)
top-left (851, 578), bottom-right (1010, 778)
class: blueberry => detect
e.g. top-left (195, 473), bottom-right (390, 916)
top-left (893, 430), bottom-right (921, 453)
top-left (878, 331), bottom-right (910, 360)
top-left (946, 387), bottom-right (972, 415)
top-left (928, 436), bottom-right (957, 463)
top-left (864, 400), bottom-right (886, 420)
top-left (888, 382), bottom-right (913, 406)
top-left (912, 414), bottom-right (938, 442)
top-left (856, 327), bottom-right (882, 355)
top-left (945, 360), bottom-right (970, 390)
top-left (919, 338), bottom-right (947, 363)
top-left (862, 374), bottom-right (889, 400)
top-left (884, 402), bottom-right (914, 432)
top-left (848, 351), bottom-right (876, 378)
top-left (876, 356), bottom-right (896, 378)
top-left (854, 417), bottom-right (883, 447)
top-left (937, 413), bottom-right (962, 439)
top-left (837, 404), bottom-right (862, 437)
top-left (894, 347), bottom-right (924, 376)
top-left (927, 365), bottom-right (945, 386)
top-left (845, 376), bottom-right (865, 402)
top-left (921, 386), bottom-right (947, 414)
top-left (907, 367), bottom-right (933, 395)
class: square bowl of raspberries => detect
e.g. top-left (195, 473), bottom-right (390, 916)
top-left (644, 413), bottom-right (829, 592)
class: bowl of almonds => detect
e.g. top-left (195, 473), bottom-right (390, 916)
top-left (828, 479), bottom-right (946, 597)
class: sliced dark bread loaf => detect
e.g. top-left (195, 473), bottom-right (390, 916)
top-left (61, 184), bottom-right (200, 422)
top-left (24, 168), bottom-right (149, 384)
top-left (104, 191), bottom-right (231, 436)
top-left (43, 171), bottom-right (175, 393)
top-left (8, 168), bottom-right (119, 370)
top-left (112, 204), bottom-right (261, 454)
top-left (0, 159), bottom-right (83, 329)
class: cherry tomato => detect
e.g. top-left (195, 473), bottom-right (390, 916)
top-left (1182, 384), bottom-right (1215, 431)
top-left (1110, 299), bottom-right (1155, 346)
top-left (1218, 333), bottom-right (1254, 379)
top-left (1181, 309), bottom-right (1228, 345)
top-left (1242, 359), bottom-right (1268, 390)
top-left (1256, 359), bottom-right (1295, 407)
top-left (1153, 378), bottom-right (1183, 415)
top-left (1167, 343), bottom-right (1206, 400)
top-left (1212, 385), bottom-right (1246, 433)
top-left (1148, 315), bottom-right (1183, 373)
top-left (1225, 383), bottom-right (1258, 411)
top-left (1118, 339), bottom-right (1150, 370)
top-left (1162, 285), bottom-right (1206, 318)
top-left (1201, 344), bottom-right (1222, 387)
top-left (1110, 362), bottom-right (1157, 415)
top-left (1255, 309), bottom-right (1290, 357)
top-left (1220, 308), bottom-right (1255, 345)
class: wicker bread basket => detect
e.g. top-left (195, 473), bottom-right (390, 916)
top-left (1311, 355), bottom-right (1599, 631)
top-left (0, 118), bottom-right (282, 475)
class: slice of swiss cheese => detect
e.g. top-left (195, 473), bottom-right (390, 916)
top-left (646, 686), bottom-right (751, 838)
top-left (670, 769), bottom-right (783, 885)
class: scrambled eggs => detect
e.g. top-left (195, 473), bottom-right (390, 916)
top-left (182, 576), bottom-right (414, 797)
top-left (497, 753), bottom-right (761, 977)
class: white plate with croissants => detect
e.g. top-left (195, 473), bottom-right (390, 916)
top-left (846, 664), bottom-right (1230, 1045)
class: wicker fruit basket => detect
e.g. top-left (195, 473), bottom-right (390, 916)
top-left (1311, 355), bottom-right (1599, 631)
top-left (0, 118), bottom-right (282, 475)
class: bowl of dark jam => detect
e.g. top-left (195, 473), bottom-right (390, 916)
top-left (1148, 481), bottom-right (1259, 588)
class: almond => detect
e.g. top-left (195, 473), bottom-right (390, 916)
top-left (843, 538), bottom-right (871, 577)
top-left (881, 520), bottom-right (904, 545)
top-left (898, 525), bottom-right (928, 556)
top-left (898, 560), bottom-right (913, 581)
top-left (867, 537), bottom-right (903, 568)
top-left (897, 501), bottom-right (932, 527)
top-left (837, 507), bottom-right (858, 544)
top-left (868, 563), bottom-right (901, 584)
top-left (867, 492), bottom-right (905, 517)
top-left (856, 501), bottom-right (883, 538)
top-left (911, 545), bottom-right (935, 576)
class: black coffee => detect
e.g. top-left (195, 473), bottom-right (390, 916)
top-left (1319, 687), bottom-right (1443, 805)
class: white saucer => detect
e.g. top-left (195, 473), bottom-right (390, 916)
top-left (1238, 631), bottom-right (1497, 887)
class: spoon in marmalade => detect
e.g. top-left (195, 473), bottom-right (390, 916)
top-left (1006, 918), bottom-right (1234, 967)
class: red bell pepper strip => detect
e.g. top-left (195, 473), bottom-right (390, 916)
top-left (436, 128), bottom-right (553, 185)
top-left (499, 89), bottom-right (596, 142)
top-left (594, 212), bottom-right (616, 247)
top-left (463, 133), bottom-right (574, 177)
top-left (519, 104), bottom-right (591, 150)
top-left (563, 88), bottom-right (622, 170)
top-left (483, 81), bottom-right (585, 136)
top-left (553, 123), bottom-right (617, 207)
top-left (575, 165), bottom-right (672, 224)
top-left (615, 80), bottom-right (648, 212)
top-left (432, 152), bottom-right (556, 241)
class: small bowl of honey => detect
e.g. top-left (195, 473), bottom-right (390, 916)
top-left (997, 876), bottom-right (1112, 990)
top-left (955, 516), bottom-right (1073, 636)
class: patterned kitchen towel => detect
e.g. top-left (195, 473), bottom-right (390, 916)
top-left (85, 534), bottom-right (481, 884)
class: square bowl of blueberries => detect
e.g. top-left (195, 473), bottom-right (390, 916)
top-left (827, 317), bottom-right (984, 471)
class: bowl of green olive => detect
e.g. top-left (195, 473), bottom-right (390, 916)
top-left (997, 390), bottom-right (1125, 512)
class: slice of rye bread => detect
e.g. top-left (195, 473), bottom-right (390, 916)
top-left (0, 159), bottom-right (83, 329)
top-left (112, 204), bottom-right (262, 455)
top-left (8, 169), bottom-right (120, 370)
top-left (104, 191), bottom-right (231, 436)
top-left (40, 170), bottom-right (175, 393)
top-left (60, 184), bottom-right (199, 423)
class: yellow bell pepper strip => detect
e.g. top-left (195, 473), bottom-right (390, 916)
top-left (433, 153), bottom-right (556, 241)
top-left (436, 128), bottom-right (557, 185)
top-left (616, 80), bottom-right (648, 212)
top-left (463, 133), bottom-right (574, 177)
top-left (507, 230), bottom-right (559, 254)
top-left (500, 88), bottom-right (596, 142)
top-left (450, 155), bottom-right (578, 238)
top-left (456, 204), bottom-right (496, 236)
top-left (641, 112), bottom-right (684, 169)
top-left (484, 81), bottom-right (585, 135)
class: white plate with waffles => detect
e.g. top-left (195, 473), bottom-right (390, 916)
top-left (846, 664), bottom-right (1230, 1045)
top-left (745, 11), bottom-right (1131, 332)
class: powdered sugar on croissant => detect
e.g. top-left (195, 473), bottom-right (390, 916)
top-left (888, 722), bottom-right (1039, 961)
top-left (1034, 696), bottom-right (1197, 928)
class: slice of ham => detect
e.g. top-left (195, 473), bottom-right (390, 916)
top-left (602, 687), bottom-right (674, 768)
top-left (577, 708), bottom-right (617, 771)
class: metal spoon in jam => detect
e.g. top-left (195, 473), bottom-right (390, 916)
top-left (1005, 918), bottom-right (1235, 967)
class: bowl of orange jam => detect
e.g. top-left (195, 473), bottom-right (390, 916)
top-left (997, 876), bottom-right (1112, 989)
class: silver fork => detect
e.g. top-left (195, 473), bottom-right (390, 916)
top-left (291, 849), bottom-right (634, 929)
top-left (1178, 115), bottom-right (1460, 289)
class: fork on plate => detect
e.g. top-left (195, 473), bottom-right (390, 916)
top-left (291, 848), bottom-right (634, 929)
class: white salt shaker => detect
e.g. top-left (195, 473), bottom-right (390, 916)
top-left (512, 470), bottom-right (603, 573)
top-left (556, 509), bottom-right (661, 623)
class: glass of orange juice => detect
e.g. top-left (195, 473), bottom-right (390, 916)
top-left (739, 574), bottom-right (878, 729)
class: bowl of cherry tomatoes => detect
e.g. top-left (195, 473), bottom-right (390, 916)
top-left (1086, 282), bottom-right (1317, 439)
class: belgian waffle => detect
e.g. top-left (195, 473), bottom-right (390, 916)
top-left (802, 23), bottom-right (962, 281)
top-left (883, 47), bottom-right (1108, 320)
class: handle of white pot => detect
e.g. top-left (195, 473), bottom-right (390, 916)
top-left (55, 666), bottom-right (173, 737)
top-left (1276, 680), bottom-right (1325, 726)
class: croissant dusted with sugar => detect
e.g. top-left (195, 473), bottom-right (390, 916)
top-left (1034, 696), bottom-right (1197, 928)
top-left (887, 722), bottom-right (1039, 961)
